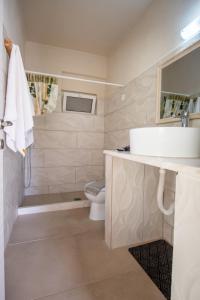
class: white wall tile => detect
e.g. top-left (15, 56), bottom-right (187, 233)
top-left (33, 115), bottom-right (46, 130)
top-left (31, 149), bottom-right (45, 167)
top-left (94, 116), bottom-right (104, 132)
top-left (49, 182), bottom-right (86, 194)
top-left (104, 130), bottom-right (129, 150)
top-left (77, 132), bottom-right (104, 149)
top-left (96, 98), bottom-right (104, 116)
top-left (31, 168), bottom-right (48, 187)
top-left (33, 130), bottom-right (77, 149)
top-left (31, 166), bottom-right (76, 187)
top-left (24, 185), bottom-right (49, 196)
top-left (76, 166), bottom-right (104, 183)
top-left (47, 167), bottom-right (76, 185)
top-left (90, 150), bottom-right (104, 165)
top-left (44, 113), bottom-right (95, 132)
top-left (44, 149), bottom-right (91, 167)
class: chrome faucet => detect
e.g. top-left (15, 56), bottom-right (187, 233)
top-left (180, 111), bottom-right (189, 127)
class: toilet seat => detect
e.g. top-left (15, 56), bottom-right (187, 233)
top-left (84, 181), bottom-right (105, 221)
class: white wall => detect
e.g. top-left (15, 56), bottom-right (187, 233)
top-left (2, 0), bottom-right (25, 247)
top-left (24, 42), bottom-right (106, 196)
top-left (108, 0), bottom-right (200, 84)
top-left (25, 41), bottom-right (107, 78)
top-left (3, 0), bottom-right (25, 54)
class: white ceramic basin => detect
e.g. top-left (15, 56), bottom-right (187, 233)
top-left (130, 127), bottom-right (200, 158)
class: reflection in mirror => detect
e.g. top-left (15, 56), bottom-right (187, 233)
top-left (160, 44), bottom-right (200, 120)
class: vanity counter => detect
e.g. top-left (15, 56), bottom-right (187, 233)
top-left (104, 150), bottom-right (200, 175)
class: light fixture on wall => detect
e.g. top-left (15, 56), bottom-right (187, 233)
top-left (181, 16), bottom-right (200, 40)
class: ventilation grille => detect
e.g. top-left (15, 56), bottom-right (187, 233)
top-left (63, 92), bottom-right (96, 114)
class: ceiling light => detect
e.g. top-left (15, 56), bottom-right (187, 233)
top-left (181, 16), bottom-right (200, 40)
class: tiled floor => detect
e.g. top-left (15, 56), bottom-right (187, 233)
top-left (5, 208), bottom-right (166, 300)
top-left (21, 191), bottom-right (86, 207)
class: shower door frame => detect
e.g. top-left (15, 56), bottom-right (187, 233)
top-left (0, 0), bottom-right (6, 297)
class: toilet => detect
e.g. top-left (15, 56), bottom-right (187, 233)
top-left (84, 181), bottom-right (105, 221)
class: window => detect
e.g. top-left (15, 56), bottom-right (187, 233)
top-left (63, 91), bottom-right (96, 114)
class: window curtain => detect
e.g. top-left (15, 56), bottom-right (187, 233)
top-left (26, 73), bottom-right (59, 115)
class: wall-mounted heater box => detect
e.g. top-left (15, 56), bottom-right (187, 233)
top-left (63, 91), bottom-right (97, 114)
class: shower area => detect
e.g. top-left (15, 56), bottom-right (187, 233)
top-left (20, 42), bottom-right (120, 212)
top-left (19, 42), bottom-right (120, 213)
top-left (21, 76), bottom-right (105, 209)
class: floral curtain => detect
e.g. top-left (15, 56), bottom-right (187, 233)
top-left (26, 73), bottom-right (59, 115)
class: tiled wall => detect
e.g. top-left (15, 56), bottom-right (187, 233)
top-left (24, 42), bottom-right (106, 196)
top-left (25, 81), bottom-right (105, 196)
top-left (105, 66), bottom-right (157, 149)
top-left (104, 66), bottom-right (177, 245)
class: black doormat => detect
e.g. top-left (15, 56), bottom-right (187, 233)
top-left (129, 240), bottom-right (173, 300)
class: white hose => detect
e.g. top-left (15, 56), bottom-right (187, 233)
top-left (157, 168), bottom-right (174, 216)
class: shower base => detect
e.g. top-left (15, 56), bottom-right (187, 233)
top-left (19, 191), bottom-right (89, 215)
top-left (21, 191), bottom-right (86, 207)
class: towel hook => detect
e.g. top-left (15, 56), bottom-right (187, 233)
top-left (4, 38), bottom-right (13, 56)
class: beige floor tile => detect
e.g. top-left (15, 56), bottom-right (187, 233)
top-left (5, 232), bottom-right (140, 300)
top-left (6, 208), bottom-right (166, 300)
top-left (35, 271), bottom-right (165, 300)
top-left (9, 208), bottom-right (104, 244)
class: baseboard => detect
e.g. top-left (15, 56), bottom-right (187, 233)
top-left (18, 200), bottom-right (90, 215)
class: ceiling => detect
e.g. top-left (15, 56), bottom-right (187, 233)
top-left (20, 0), bottom-right (152, 56)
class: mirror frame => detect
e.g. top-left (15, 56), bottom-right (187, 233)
top-left (156, 39), bottom-right (200, 124)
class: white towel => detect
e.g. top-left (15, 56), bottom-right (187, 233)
top-left (4, 44), bottom-right (34, 156)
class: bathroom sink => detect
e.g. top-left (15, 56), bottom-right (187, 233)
top-left (130, 127), bottom-right (200, 158)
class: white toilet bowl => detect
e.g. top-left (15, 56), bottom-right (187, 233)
top-left (84, 181), bottom-right (105, 221)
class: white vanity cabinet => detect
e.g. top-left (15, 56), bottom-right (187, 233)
top-left (105, 154), bottom-right (162, 249)
top-left (104, 150), bottom-right (200, 300)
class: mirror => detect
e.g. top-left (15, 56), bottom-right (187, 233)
top-left (157, 41), bottom-right (200, 123)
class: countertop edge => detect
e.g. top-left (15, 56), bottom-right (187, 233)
top-left (103, 150), bottom-right (200, 176)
